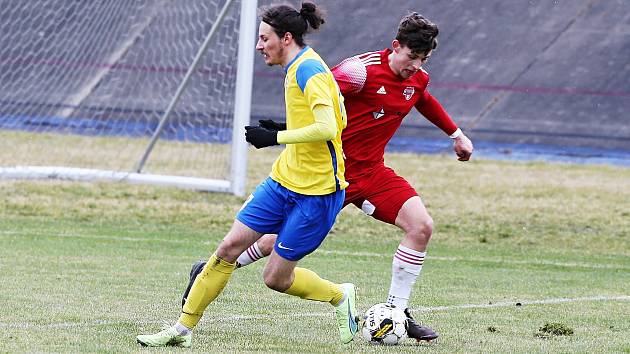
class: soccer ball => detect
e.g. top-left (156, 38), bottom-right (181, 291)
top-left (361, 303), bottom-right (407, 345)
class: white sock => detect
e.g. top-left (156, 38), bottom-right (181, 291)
top-left (387, 244), bottom-right (425, 310)
top-left (334, 294), bottom-right (348, 308)
top-left (174, 321), bottom-right (191, 335)
top-left (236, 242), bottom-right (264, 267)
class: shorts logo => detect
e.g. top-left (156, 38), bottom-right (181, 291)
top-left (403, 86), bottom-right (415, 100)
top-left (239, 194), bottom-right (254, 211)
top-left (277, 242), bottom-right (294, 251)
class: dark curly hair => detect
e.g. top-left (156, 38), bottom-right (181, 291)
top-left (396, 12), bottom-right (439, 55)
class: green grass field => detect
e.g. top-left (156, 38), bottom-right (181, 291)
top-left (1, 149), bottom-right (629, 353)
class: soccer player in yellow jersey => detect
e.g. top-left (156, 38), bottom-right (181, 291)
top-left (136, 2), bottom-right (358, 348)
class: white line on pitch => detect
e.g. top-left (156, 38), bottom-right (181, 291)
top-left (317, 249), bottom-right (629, 270)
top-left (413, 295), bottom-right (630, 313)
top-left (0, 295), bottom-right (628, 329)
top-left (0, 230), bottom-right (189, 244)
top-left (2, 230), bottom-right (629, 270)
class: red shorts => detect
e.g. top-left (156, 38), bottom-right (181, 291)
top-left (343, 164), bottom-right (418, 225)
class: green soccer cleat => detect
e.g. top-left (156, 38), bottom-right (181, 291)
top-left (136, 326), bottom-right (192, 348)
top-left (334, 283), bottom-right (359, 344)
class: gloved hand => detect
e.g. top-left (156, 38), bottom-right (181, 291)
top-left (245, 126), bottom-right (279, 149)
top-left (258, 119), bottom-right (287, 131)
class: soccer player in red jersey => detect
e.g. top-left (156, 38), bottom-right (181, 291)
top-left (183, 12), bottom-right (473, 342)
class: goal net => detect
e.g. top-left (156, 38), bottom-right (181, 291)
top-left (0, 0), bottom-right (256, 195)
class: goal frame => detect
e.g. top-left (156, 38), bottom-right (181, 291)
top-left (0, 0), bottom-right (257, 196)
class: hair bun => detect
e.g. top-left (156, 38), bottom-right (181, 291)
top-left (299, 1), bottom-right (325, 30)
top-left (299, 2), bottom-right (316, 16)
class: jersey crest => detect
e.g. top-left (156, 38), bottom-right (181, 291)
top-left (403, 86), bottom-right (415, 101)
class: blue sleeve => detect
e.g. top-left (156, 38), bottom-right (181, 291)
top-left (296, 59), bottom-right (327, 92)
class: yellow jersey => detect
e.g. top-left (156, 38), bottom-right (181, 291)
top-left (270, 46), bottom-right (348, 195)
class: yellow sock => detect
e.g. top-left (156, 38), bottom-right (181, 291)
top-left (284, 267), bottom-right (344, 305)
top-left (179, 253), bottom-right (236, 328)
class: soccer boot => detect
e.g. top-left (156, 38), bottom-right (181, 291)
top-left (404, 308), bottom-right (439, 341)
top-left (182, 260), bottom-right (207, 307)
top-left (136, 326), bottom-right (192, 348)
top-left (334, 283), bottom-right (359, 343)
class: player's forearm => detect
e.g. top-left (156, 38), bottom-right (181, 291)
top-left (416, 92), bottom-right (458, 136)
top-left (277, 104), bottom-right (337, 144)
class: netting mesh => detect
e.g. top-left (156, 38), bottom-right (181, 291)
top-left (0, 0), bottom-right (241, 180)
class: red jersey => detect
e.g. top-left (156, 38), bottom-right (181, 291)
top-left (332, 49), bottom-right (457, 177)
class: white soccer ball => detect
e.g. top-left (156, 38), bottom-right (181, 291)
top-left (361, 303), bottom-right (408, 345)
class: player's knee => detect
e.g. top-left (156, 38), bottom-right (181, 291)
top-left (258, 234), bottom-right (276, 255)
top-left (262, 270), bottom-right (290, 292)
top-left (409, 215), bottom-right (433, 241)
top-left (215, 238), bottom-right (241, 262)
top-left (421, 216), bottom-right (434, 237)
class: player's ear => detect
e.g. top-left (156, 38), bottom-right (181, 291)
top-left (283, 32), bottom-right (293, 45)
top-left (392, 39), bottom-right (401, 52)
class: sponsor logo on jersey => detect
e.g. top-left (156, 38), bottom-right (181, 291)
top-left (403, 86), bottom-right (415, 100)
top-left (372, 107), bottom-right (385, 119)
top-left (377, 86), bottom-right (387, 95)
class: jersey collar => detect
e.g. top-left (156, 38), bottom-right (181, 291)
top-left (284, 46), bottom-right (310, 73)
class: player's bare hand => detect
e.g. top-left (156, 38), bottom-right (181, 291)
top-left (453, 134), bottom-right (473, 161)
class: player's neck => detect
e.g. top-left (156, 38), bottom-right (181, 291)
top-left (387, 51), bottom-right (402, 77)
top-left (282, 44), bottom-right (306, 68)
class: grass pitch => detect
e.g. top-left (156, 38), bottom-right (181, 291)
top-left (1, 148), bottom-right (628, 353)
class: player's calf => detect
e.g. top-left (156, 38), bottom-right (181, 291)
top-left (182, 239), bottom-right (275, 307)
top-left (182, 260), bottom-right (207, 308)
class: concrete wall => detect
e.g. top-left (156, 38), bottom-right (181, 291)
top-left (1, 0), bottom-right (628, 152)
top-left (254, 0), bottom-right (630, 150)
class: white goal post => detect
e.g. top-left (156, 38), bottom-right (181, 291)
top-left (0, 0), bottom-right (257, 196)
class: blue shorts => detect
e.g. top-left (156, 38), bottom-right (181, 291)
top-left (236, 177), bottom-right (345, 261)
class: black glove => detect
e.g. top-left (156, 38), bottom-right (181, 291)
top-left (245, 125), bottom-right (279, 149)
top-left (258, 119), bottom-right (287, 131)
